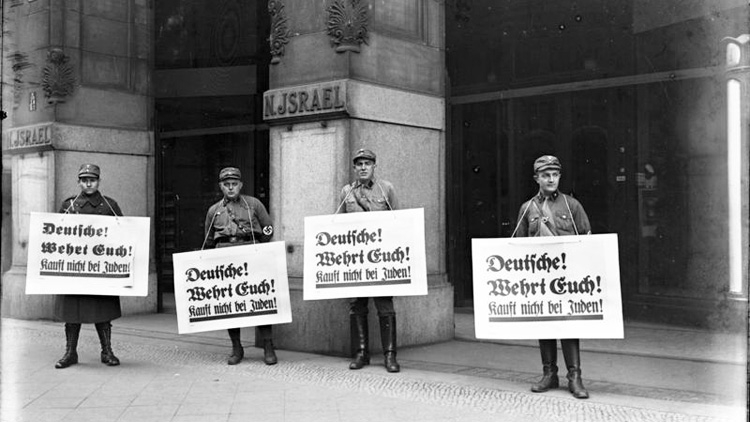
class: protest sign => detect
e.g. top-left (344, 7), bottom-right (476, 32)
top-left (303, 208), bottom-right (428, 300)
top-left (472, 233), bottom-right (623, 339)
top-left (25, 212), bottom-right (150, 296)
top-left (172, 241), bottom-right (292, 334)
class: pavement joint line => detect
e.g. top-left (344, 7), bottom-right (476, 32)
top-left (105, 322), bottom-right (736, 408)
top-left (104, 324), bottom-right (743, 407)
top-left (453, 337), bottom-right (746, 366)
top-left (2, 319), bottom-right (739, 422)
top-left (5, 318), bottom-right (738, 408)
top-left (399, 358), bottom-right (731, 406)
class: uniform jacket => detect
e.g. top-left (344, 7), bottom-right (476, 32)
top-left (55, 191), bottom-right (123, 323)
top-left (339, 178), bottom-right (398, 213)
top-left (339, 177), bottom-right (398, 306)
top-left (514, 191), bottom-right (591, 237)
top-left (204, 194), bottom-right (273, 248)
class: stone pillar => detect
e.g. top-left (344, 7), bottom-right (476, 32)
top-left (263, 0), bottom-right (452, 355)
top-left (1, 0), bottom-right (156, 318)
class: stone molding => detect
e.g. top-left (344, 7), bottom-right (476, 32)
top-left (41, 48), bottom-right (77, 105)
top-left (2, 123), bottom-right (57, 155)
top-left (346, 80), bottom-right (444, 130)
top-left (264, 79), bottom-right (444, 130)
top-left (10, 51), bottom-right (34, 109)
top-left (326, 0), bottom-right (369, 53)
top-left (2, 123), bottom-right (152, 156)
top-left (268, 0), bottom-right (291, 64)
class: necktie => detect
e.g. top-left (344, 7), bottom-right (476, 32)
top-left (538, 197), bottom-right (557, 236)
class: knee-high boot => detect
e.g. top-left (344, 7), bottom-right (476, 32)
top-left (379, 315), bottom-right (400, 373)
top-left (95, 322), bottom-right (120, 366)
top-left (55, 323), bottom-right (81, 369)
top-left (258, 325), bottom-right (277, 365)
top-left (227, 328), bottom-right (244, 365)
top-left (349, 315), bottom-right (370, 369)
top-left (561, 339), bottom-right (589, 399)
top-left (531, 339), bottom-right (558, 392)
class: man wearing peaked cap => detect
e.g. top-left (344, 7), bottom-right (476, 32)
top-left (337, 148), bottom-right (401, 373)
top-left (352, 148), bottom-right (376, 162)
top-left (54, 164), bottom-right (123, 369)
top-left (533, 155), bottom-right (562, 173)
top-left (203, 166), bottom-right (278, 366)
top-left (511, 155), bottom-right (592, 399)
top-left (78, 163), bottom-right (101, 178)
top-left (219, 166), bottom-right (242, 181)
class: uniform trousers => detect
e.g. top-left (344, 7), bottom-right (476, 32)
top-left (349, 297), bottom-right (395, 317)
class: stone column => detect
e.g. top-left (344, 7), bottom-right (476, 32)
top-left (1, 0), bottom-right (156, 318)
top-left (263, 0), bottom-right (452, 355)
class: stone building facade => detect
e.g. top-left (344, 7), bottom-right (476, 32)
top-left (1, 0), bottom-right (747, 355)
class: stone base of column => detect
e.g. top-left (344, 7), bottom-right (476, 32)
top-left (120, 272), bottom-right (159, 315)
top-left (1, 265), bottom-right (158, 319)
top-left (1, 265), bottom-right (57, 319)
top-left (265, 276), bottom-right (453, 355)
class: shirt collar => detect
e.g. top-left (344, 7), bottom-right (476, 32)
top-left (536, 190), bottom-right (559, 201)
top-left (355, 179), bottom-right (374, 189)
top-left (222, 196), bottom-right (241, 206)
top-left (80, 192), bottom-right (103, 206)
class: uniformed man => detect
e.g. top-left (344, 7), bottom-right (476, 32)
top-left (203, 167), bottom-right (277, 365)
top-left (338, 149), bottom-right (400, 373)
top-left (55, 164), bottom-right (123, 369)
top-left (512, 155), bottom-right (592, 399)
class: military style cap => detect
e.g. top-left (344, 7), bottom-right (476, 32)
top-left (533, 155), bottom-right (562, 173)
top-left (352, 149), bottom-right (376, 163)
top-left (219, 167), bottom-right (242, 182)
top-left (78, 164), bottom-right (100, 179)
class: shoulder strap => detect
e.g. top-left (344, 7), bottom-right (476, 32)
top-left (510, 198), bottom-right (534, 238)
top-left (100, 194), bottom-right (119, 216)
top-left (335, 183), bottom-right (356, 214)
top-left (374, 181), bottom-right (393, 211)
top-left (241, 196), bottom-right (257, 243)
top-left (62, 193), bottom-right (81, 214)
top-left (562, 194), bottom-right (579, 235)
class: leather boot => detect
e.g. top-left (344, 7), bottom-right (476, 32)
top-left (562, 339), bottom-right (589, 399)
top-left (55, 323), bottom-right (81, 369)
top-left (95, 322), bottom-right (120, 366)
top-left (258, 325), bottom-right (277, 365)
top-left (531, 339), bottom-right (559, 392)
top-left (262, 340), bottom-right (278, 365)
top-left (349, 315), bottom-right (370, 369)
top-left (380, 315), bottom-right (400, 373)
top-left (227, 328), bottom-right (244, 365)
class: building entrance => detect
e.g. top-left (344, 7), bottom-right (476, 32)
top-left (448, 89), bottom-right (638, 308)
top-left (153, 0), bottom-right (269, 311)
top-left (156, 130), bottom-right (268, 310)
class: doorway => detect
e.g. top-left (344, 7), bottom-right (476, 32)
top-left (448, 88), bottom-right (638, 307)
top-left (156, 129), bottom-right (269, 311)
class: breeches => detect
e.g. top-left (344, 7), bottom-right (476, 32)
top-left (349, 297), bottom-right (395, 317)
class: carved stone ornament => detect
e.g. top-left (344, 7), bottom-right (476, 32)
top-left (268, 0), bottom-right (291, 64)
top-left (41, 48), bottom-right (76, 105)
top-left (326, 0), bottom-right (369, 53)
top-left (9, 51), bottom-right (33, 109)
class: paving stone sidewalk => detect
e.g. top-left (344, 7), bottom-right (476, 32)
top-left (1, 318), bottom-right (744, 422)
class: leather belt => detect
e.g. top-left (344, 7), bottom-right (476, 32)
top-left (217, 236), bottom-right (248, 244)
top-left (216, 234), bottom-right (261, 244)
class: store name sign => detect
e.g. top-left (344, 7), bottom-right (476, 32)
top-left (4, 123), bottom-right (55, 154)
top-left (263, 81), bottom-right (347, 122)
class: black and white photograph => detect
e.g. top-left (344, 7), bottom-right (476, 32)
top-left (1, 1), bottom-right (748, 421)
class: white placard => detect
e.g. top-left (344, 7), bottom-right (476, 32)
top-left (25, 212), bottom-right (150, 296)
top-left (472, 234), bottom-right (624, 339)
top-left (172, 241), bottom-right (292, 334)
top-left (303, 208), bottom-right (428, 300)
